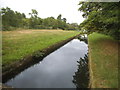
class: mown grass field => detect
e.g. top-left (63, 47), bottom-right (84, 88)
top-left (2, 29), bottom-right (79, 66)
top-left (88, 33), bottom-right (118, 88)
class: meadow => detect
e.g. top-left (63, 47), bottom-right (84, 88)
top-left (2, 29), bottom-right (79, 66)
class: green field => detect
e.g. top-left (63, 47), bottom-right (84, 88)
top-left (88, 33), bottom-right (118, 88)
top-left (2, 29), bottom-right (79, 66)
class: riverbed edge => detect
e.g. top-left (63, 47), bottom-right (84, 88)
top-left (88, 33), bottom-right (94, 88)
top-left (2, 34), bottom-right (80, 83)
top-left (88, 47), bottom-right (93, 88)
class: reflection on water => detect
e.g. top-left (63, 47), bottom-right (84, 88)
top-left (5, 37), bottom-right (88, 88)
top-left (78, 34), bottom-right (88, 44)
top-left (72, 54), bottom-right (89, 88)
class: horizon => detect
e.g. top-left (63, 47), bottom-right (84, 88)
top-left (1, 0), bottom-right (85, 24)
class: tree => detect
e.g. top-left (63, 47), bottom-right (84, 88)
top-left (62, 18), bottom-right (67, 23)
top-left (1, 7), bottom-right (76, 31)
top-left (28, 9), bottom-right (39, 28)
top-left (78, 2), bottom-right (119, 39)
top-left (1, 7), bottom-right (26, 30)
top-left (57, 14), bottom-right (62, 20)
top-left (29, 9), bottom-right (38, 18)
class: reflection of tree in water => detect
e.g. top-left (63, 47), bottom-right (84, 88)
top-left (72, 54), bottom-right (89, 88)
top-left (78, 35), bottom-right (88, 44)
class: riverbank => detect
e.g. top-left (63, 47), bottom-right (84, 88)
top-left (2, 29), bottom-right (80, 82)
top-left (88, 33), bottom-right (118, 88)
top-left (3, 29), bottom-right (79, 66)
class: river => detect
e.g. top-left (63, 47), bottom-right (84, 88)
top-left (5, 36), bottom-right (88, 88)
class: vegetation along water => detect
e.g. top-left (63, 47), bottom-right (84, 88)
top-left (1, 1), bottom-right (119, 89)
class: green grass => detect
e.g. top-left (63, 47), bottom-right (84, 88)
top-left (88, 32), bottom-right (118, 88)
top-left (2, 29), bottom-right (79, 66)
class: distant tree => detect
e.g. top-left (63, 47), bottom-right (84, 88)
top-left (1, 7), bottom-right (26, 30)
top-left (57, 14), bottom-right (62, 20)
top-left (1, 7), bottom-right (78, 31)
top-left (62, 18), bottom-right (67, 23)
top-left (22, 13), bottom-right (26, 18)
top-left (28, 9), bottom-right (39, 28)
top-left (2, 7), bottom-right (16, 28)
top-left (29, 9), bottom-right (38, 18)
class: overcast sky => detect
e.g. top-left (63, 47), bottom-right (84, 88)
top-left (0, 0), bottom-right (85, 24)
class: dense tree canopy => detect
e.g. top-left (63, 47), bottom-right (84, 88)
top-left (78, 2), bottom-right (119, 39)
top-left (1, 7), bottom-right (26, 30)
top-left (1, 7), bottom-right (79, 31)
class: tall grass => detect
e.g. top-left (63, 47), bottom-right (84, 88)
top-left (88, 32), bottom-right (118, 88)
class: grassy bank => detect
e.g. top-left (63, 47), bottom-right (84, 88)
top-left (88, 33), bottom-right (118, 88)
top-left (2, 29), bottom-right (79, 66)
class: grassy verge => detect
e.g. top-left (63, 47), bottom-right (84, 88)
top-left (2, 29), bottom-right (79, 66)
top-left (88, 32), bottom-right (118, 88)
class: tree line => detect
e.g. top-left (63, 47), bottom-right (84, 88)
top-left (1, 7), bottom-right (79, 31)
top-left (78, 2), bottom-right (119, 39)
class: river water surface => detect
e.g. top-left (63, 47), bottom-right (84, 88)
top-left (5, 38), bottom-right (88, 88)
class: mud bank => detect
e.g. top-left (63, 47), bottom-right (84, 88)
top-left (2, 34), bottom-right (80, 83)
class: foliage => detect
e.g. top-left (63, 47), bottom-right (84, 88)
top-left (57, 14), bottom-right (62, 20)
top-left (67, 23), bottom-right (79, 30)
top-left (1, 7), bottom-right (26, 30)
top-left (78, 2), bottom-right (119, 39)
top-left (1, 7), bottom-right (79, 31)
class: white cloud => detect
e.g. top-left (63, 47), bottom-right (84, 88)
top-left (1, 0), bottom-right (85, 24)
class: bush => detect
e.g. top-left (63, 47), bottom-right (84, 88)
top-left (2, 25), bottom-right (17, 31)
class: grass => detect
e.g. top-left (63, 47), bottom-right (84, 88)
top-left (2, 29), bottom-right (79, 66)
top-left (88, 32), bottom-right (118, 88)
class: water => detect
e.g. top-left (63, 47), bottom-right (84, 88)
top-left (5, 38), bottom-right (88, 88)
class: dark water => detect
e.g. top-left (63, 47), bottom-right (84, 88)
top-left (5, 38), bottom-right (88, 88)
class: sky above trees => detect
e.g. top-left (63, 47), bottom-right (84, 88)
top-left (1, 0), bottom-right (85, 24)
